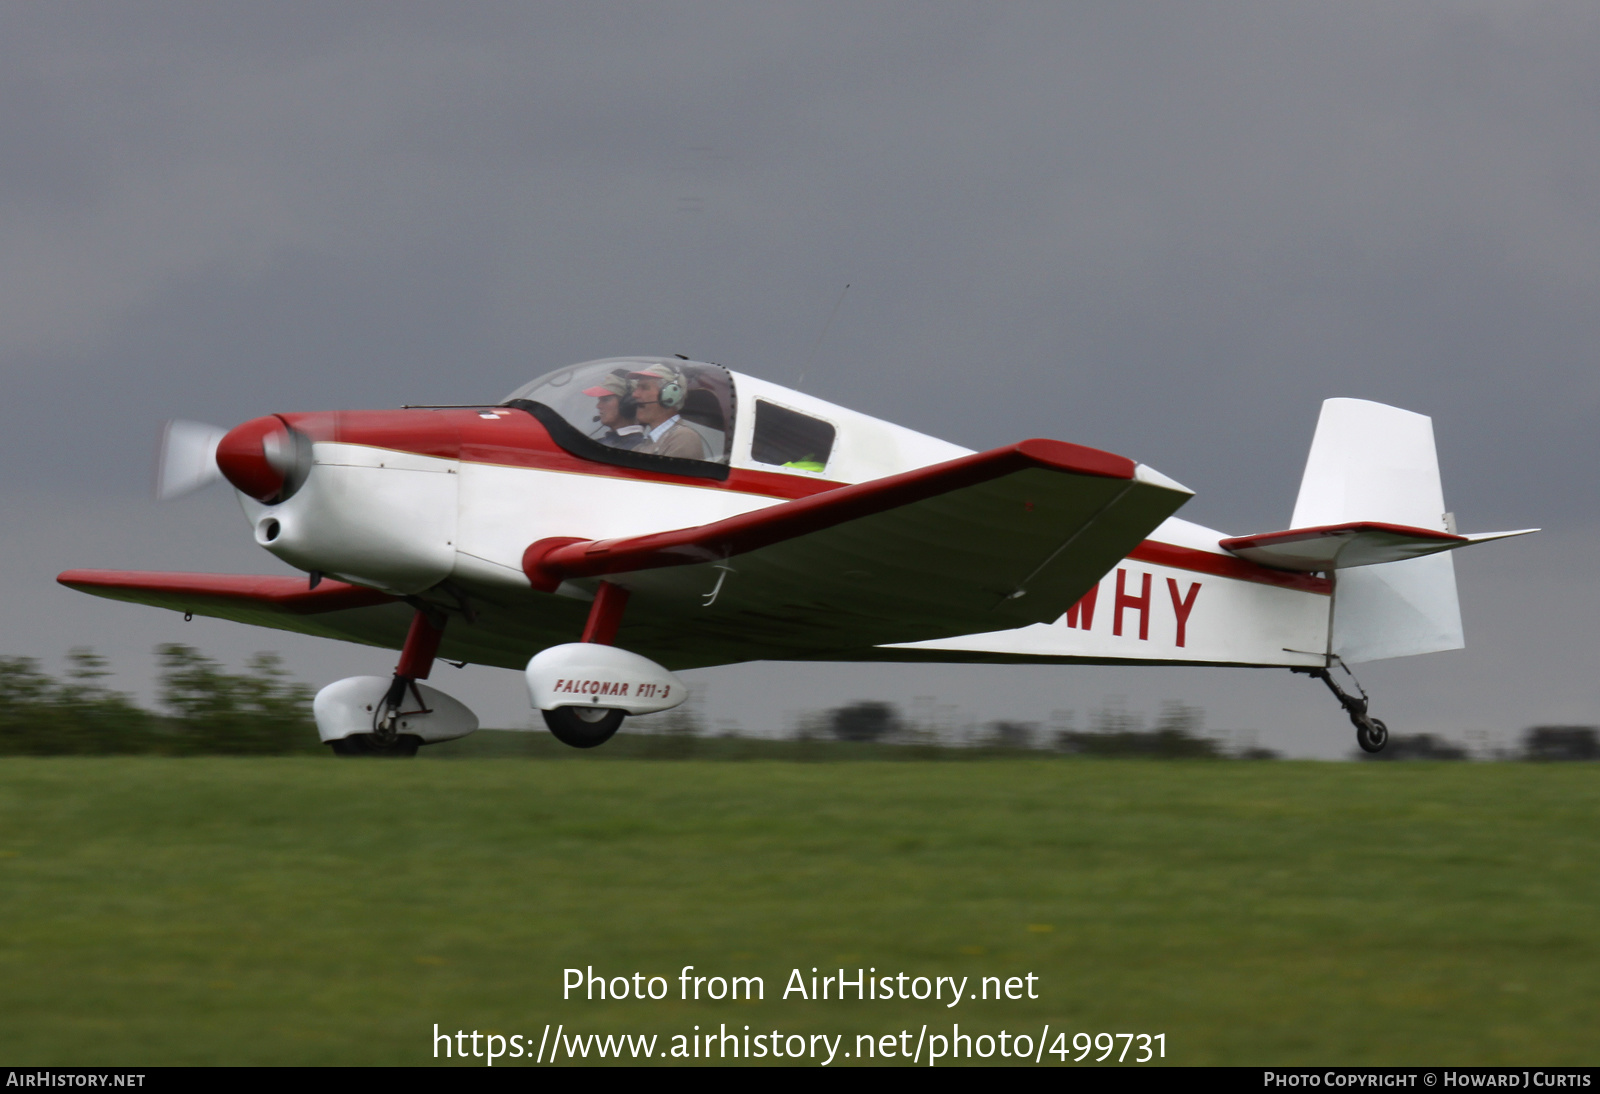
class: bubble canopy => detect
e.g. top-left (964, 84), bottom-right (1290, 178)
top-left (502, 358), bottom-right (737, 473)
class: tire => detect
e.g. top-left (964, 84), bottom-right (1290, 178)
top-left (543, 706), bottom-right (625, 749)
top-left (328, 734), bottom-right (422, 758)
top-left (1356, 718), bottom-right (1389, 754)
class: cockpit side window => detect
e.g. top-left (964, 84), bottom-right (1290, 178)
top-left (751, 400), bottom-right (836, 472)
top-left (501, 358), bottom-right (736, 480)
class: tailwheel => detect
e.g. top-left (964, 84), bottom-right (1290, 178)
top-left (329, 734), bottom-right (422, 757)
top-left (1356, 718), bottom-right (1389, 754)
top-left (543, 706), bottom-right (625, 749)
top-left (1294, 662), bottom-right (1391, 756)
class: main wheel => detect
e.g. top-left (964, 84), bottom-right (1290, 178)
top-left (1356, 718), bottom-right (1389, 754)
top-left (543, 706), bottom-right (625, 749)
top-left (328, 734), bottom-right (422, 757)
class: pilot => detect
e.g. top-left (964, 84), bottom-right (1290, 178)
top-left (582, 371), bottom-right (645, 449)
top-left (628, 364), bottom-right (708, 460)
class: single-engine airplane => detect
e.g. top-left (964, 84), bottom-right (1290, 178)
top-left (59, 357), bottom-right (1534, 755)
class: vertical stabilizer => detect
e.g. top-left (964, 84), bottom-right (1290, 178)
top-left (1292, 398), bottom-right (1463, 662)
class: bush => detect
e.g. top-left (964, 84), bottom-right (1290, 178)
top-left (0, 646), bottom-right (321, 756)
top-left (156, 644), bottom-right (319, 755)
top-left (985, 721), bottom-right (1036, 749)
top-left (0, 649), bottom-right (159, 755)
top-left (1356, 733), bottom-right (1470, 762)
top-left (1056, 701), bottom-right (1221, 758)
top-left (1056, 727), bottom-right (1222, 758)
top-left (1521, 726), bottom-right (1599, 762)
top-left (829, 701), bottom-right (899, 742)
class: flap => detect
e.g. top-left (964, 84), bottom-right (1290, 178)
top-left (1220, 522), bottom-right (1538, 572)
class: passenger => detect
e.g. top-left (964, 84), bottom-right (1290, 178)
top-left (582, 371), bottom-right (645, 450)
top-left (628, 364), bottom-right (709, 460)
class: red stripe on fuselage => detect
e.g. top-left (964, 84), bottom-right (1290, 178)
top-left (275, 407), bottom-right (1326, 593)
top-left (279, 407), bottom-right (841, 500)
top-left (1128, 541), bottom-right (1331, 594)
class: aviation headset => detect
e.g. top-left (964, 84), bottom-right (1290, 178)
top-left (635, 367), bottom-right (687, 411)
top-left (612, 371), bottom-right (643, 418)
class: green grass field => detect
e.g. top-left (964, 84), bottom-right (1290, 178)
top-left (0, 749), bottom-right (1594, 1066)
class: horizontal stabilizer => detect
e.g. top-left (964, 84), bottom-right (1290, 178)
top-left (1220, 522), bottom-right (1538, 572)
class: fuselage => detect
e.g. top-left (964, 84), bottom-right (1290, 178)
top-left (221, 359), bottom-right (1332, 671)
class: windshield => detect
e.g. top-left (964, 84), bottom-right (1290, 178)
top-left (502, 358), bottom-right (735, 465)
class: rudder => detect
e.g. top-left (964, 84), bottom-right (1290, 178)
top-left (1291, 398), bottom-right (1463, 663)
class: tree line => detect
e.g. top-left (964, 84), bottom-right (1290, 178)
top-left (0, 646), bottom-right (319, 755)
top-left (813, 700), bottom-right (1599, 761)
top-left (3, 648), bottom-right (1594, 760)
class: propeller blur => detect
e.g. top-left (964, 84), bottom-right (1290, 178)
top-left (154, 420), bottom-right (228, 501)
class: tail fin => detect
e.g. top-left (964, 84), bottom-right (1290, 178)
top-left (1292, 398), bottom-right (1462, 663)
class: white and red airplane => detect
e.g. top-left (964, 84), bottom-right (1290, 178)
top-left (59, 357), bottom-right (1533, 755)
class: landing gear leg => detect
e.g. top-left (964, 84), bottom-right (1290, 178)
top-left (1294, 661), bottom-right (1388, 753)
top-left (329, 609), bottom-right (445, 758)
top-left (541, 581), bottom-right (633, 748)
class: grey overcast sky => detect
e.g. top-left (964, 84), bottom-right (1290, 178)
top-left (3, 2), bottom-right (1596, 756)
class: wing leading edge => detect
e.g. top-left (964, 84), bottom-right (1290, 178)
top-left (56, 571), bottom-right (412, 649)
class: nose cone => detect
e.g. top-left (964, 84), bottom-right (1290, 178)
top-left (216, 415), bottom-right (296, 503)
